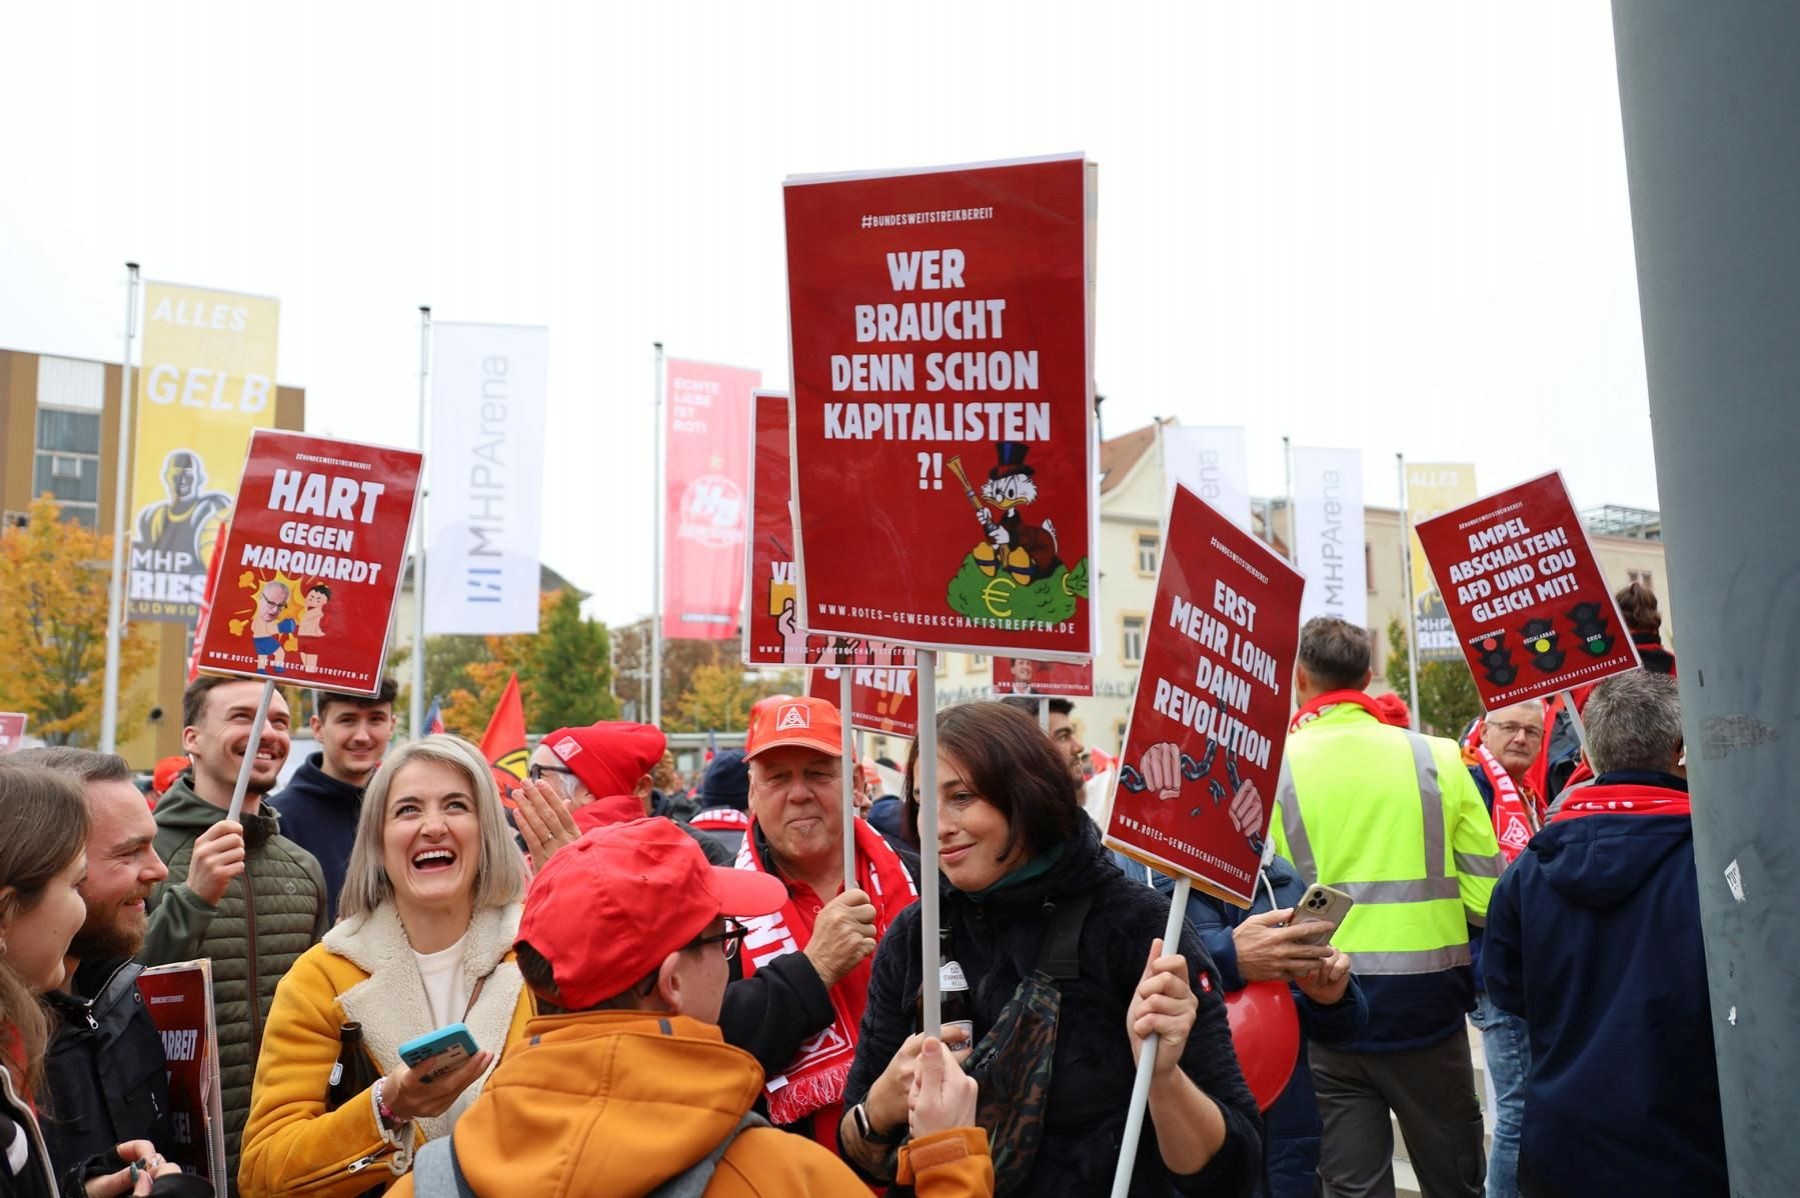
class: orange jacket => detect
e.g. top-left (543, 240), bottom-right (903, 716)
top-left (389, 1010), bottom-right (992, 1197)
top-left (900, 1128), bottom-right (995, 1198)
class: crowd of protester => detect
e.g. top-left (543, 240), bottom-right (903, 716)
top-left (0, 580), bottom-right (1729, 1196)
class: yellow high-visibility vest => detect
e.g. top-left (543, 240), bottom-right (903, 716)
top-left (1272, 702), bottom-right (1504, 974)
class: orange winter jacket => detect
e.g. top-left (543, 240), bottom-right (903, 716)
top-left (388, 1010), bottom-right (993, 1198)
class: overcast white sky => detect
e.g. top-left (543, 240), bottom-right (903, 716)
top-left (0, 3), bottom-right (1653, 626)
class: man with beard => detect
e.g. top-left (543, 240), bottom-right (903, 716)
top-left (142, 676), bottom-right (329, 1194)
top-left (4, 748), bottom-right (176, 1195)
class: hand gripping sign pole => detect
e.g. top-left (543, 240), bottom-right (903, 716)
top-left (1110, 873), bottom-right (1192, 1198)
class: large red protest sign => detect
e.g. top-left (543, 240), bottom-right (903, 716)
top-left (784, 155), bottom-right (1096, 660)
top-left (0, 714), bottom-right (26, 754)
top-left (138, 960), bottom-right (226, 1190)
top-left (744, 391), bottom-right (917, 668)
top-left (808, 665), bottom-right (920, 739)
top-left (1105, 485), bottom-right (1306, 907)
top-left (991, 656), bottom-right (1094, 697)
top-left (665, 358), bottom-right (759, 641)
top-left (192, 430), bottom-right (421, 695)
top-left (1414, 471), bottom-right (1640, 709)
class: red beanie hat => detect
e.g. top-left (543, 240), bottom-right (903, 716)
top-left (543, 722), bottom-right (666, 800)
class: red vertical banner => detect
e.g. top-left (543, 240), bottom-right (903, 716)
top-left (808, 665), bottom-right (920, 738)
top-left (1413, 471), bottom-right (1641, 709)
top-left (990, 657), bottom-right (1094, 697)
top-left (137, 961), bottom-right (226, 1190)
top-left (784, 155), bottom-right (1096, 660)
top-left (1104, 485), bottom-right (1306, 907)
top-left (665, 358), bottom-right (760, 641)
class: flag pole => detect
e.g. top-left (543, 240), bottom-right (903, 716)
top-left (917, 649), bottom-right (941, 1035)
top-left (410, 306), bottom-right (431, 739)
top-left (100, 263), bottom-right (140, 755)
top-left (1110, 871), bottom-right (1192, 1197)
top-left (1397, 454), bottom-right (1421, 731)
top-left (841, 667), bottom-right (857, 886)
top-left (1282, 435), bottom-right (1296, 562)
top-left (651, 342), bottom-right (665, 726)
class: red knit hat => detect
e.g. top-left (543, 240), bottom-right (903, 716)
top-left (152, 756), bottom-right (190, 796)
top-left (518, 818), bottom-right (786, 1008)
top-left (542, 722), bottom-right (666, 800)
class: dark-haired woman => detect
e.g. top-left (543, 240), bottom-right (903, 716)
top-left (839, 703), bottom-right (1261, 1196)
top-left (1615, 581), bottom-right (1676, 676)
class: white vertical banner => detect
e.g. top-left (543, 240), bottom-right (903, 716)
top-left (425, 322), bottom-right (549, 635)
top-left (1161, 425), bottom-right (1251, 532)
top-left (1292, 446), bottom-right (1367, 626)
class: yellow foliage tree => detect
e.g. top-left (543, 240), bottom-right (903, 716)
top-left (0, 496), bottom-right (156, 745)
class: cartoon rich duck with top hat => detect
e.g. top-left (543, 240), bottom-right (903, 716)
top-left (944, 442), bottom-right (1088, 627)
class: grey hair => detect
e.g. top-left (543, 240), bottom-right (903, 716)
top-left (1298, 617), bottom-right (1372, 691)
top-left (1583, 672), bottom-right (1683, 776)
top-left (338, 734), bottom-right (525, 921)
top-left (4, 746), bottom-right (133, 786)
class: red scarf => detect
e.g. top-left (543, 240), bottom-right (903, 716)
top-left (735, 818), bottom-right (916, 1136)
top-left (690, 807), bottom-right (751, 832)
top-left (1289, 689), bottom-right (1389, 733)
top-left (1551, 783), bottom-right (1691, 822)
top-left (1470, 743), bottom-right (1540, 862)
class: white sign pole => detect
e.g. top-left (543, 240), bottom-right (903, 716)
top-left (99, 263), bottom-right (139, 755)
top-left (841, 668), bottom-right (856, 886)
top-left (1110, 871), bottom-right (1192, 1197)
top-left (916, 649), bottom-right (941, 1034)
top-left (223, 679), bottom-right (276, 826)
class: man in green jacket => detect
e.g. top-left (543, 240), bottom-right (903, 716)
top-left (142, 676), bottom-right (329, 1196)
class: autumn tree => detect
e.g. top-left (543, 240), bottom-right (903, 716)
top-left (434, 590), bottom-right (618, 736)
top-left (1386, 617), bottom-right (1481, 737)
top-left (0, 496), bottom-right (156, 745)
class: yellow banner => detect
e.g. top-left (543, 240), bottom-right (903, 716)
top-left (1406, 462), bottom-right (1477, 660)
top-left (128, 282), bottom-right (279, 622)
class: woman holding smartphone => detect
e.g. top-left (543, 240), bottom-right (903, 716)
top-left (839, 703), bottom-right (1263, 1197)
top-left (240, 736), bottom-right (532, 1196)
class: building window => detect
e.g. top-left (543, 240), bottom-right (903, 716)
top-left (33, 407), bottom-right (101, 526)
top-left (1628, 569), bottom-right (1654, 592)
top-left (1136, 533), bottom-right (1159, 576)
top-left (1121, 614), bottom-right (1146, 664)
top-left (969, 653), bottom-right (988, 668)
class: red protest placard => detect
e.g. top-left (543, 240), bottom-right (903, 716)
top-left (743, 391), bottom-right (916, 668)
top-left (1105, 485), bottom-right (1306, 907)
top-left (666, 358), bottom-right (759, 641)
top-left (192, 430), bottom-right (421, 696)
top-left (0, 713), bottom-right (26, 754)
top-left (808, 665), bottom-right (920, 738)
top-left (1414, 471), bottom-right (1640, 709)
top-left (990, 657), bottom-right (1094, 697)
top-left (785, 155), bottom-right (1096, 661)
top-left (138, 961), bottom-right (226, 1190)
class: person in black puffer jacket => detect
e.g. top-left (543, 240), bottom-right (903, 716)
top-left (840, 703), bottom-right (1262, 1197)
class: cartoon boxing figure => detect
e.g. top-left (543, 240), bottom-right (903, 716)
top-left (250, 580), bottom-right (298, 674)
top-left (947, 443), bottom-right (1063, 585)
top-left (297, 583), bottom-right (330, 672)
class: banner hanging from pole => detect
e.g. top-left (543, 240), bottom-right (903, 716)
top-left (784, 154), bottom-right (1097, 661)
top-left (1161, 425), bottom-right (1252, 534)
top-left (664, 358), bottom-right (760, 641)
top-left (424, 322), bottom-right (549, 635)
top-left (128, 282), bottom-right (280, 622)
top-left (1104, 484), bottom-right (1306, 908)
top-left (1406, 462), bottom-right (1477, 661)
top-left (1291, 447), bottom-right (1367, 626)
top-left (990, 656), bottom-right (1094, 697)
top-left (1413, 471), bottom-right (1640, 710)
top-left (191, 430), bottom-right (422, 696)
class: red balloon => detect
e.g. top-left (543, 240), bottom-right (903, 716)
top-left (1224, 980), bottom-right (1300, 1111)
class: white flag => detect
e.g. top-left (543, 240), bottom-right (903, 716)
top-left (425, 323), bottom-right (549, 635)
top-left (1292, 447), bottom-right (1367, 626)
top-left (1161, 425), bottom-right (1251, 532)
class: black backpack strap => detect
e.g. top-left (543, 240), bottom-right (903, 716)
top-left (647, 1111), bottom-right (769, 1198)
top-left (1034, 891), bottom-right (1093, 981)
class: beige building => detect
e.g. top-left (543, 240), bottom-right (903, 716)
top-left (0, 347), bottom-right (305, 765)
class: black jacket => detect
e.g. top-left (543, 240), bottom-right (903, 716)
top-left (269, 752), bottom-right (365, 922)
top-left (41, 958), bottom-right (173, 1195)
top-left (0, 1063), bottom-right (55, 1198)
top-left (844, 819), bottom-right (1263, 1197)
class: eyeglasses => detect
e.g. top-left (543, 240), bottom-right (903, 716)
top-left (688, 920), bottom-right (748, 961)
top-left (1488, 721), bottom-right (1545, 742)
top-left (527, 763), bottom-right (579, 784)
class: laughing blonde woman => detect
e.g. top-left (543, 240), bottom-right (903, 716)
top-left (240, 736), bottom-right (532, 1196)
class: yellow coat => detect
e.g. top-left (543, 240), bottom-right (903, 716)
top-left (239, 902), bottom-right (535, 1197)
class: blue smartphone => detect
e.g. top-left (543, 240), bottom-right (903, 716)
top-left (397, 1023), bottom-right (479, 1082)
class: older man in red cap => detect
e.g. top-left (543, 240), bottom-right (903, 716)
top-left (727, 695), bottom-right (918, 1154)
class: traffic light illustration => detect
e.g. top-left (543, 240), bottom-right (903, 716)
top-left (1478, 633), bottom-right (1518, 686)
top-left (1567, 602), bottom-right (1615, 657)
top-left (1521, 617), bottom-right (1565, 674)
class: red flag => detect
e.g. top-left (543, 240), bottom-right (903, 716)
top-left (480, 674), bottom-right (528, 806)
top-left (187, 520), bottom-right (231, 684)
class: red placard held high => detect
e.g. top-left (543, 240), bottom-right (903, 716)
top-left (784, 155), bottom-right (1096, 661)
top-left (192, 430), bottom-right (422, 696)
top-left (1105, 485), bottom-right (1306, 908)
top-left (991, 656), bottom-right (1094, 697)
top-left (1413, 471), bottom-right (1640, 710)
top-left (807, 665), bottom-right (919, 739)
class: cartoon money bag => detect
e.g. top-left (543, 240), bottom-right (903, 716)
top-left (943, 442), bottom-right (1089, 627)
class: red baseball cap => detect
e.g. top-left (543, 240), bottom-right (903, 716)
top-left (517, 818), bottom-right (786, 1009)
top-left (543, 722), bottom-right (665, 799)
top-left (743, 696), bottom-right (843, 761)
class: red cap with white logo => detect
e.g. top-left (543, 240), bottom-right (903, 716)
top-left (743, 696), bottom-right (843, 761)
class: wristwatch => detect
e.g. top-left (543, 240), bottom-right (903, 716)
top-left (851, 1102), bottom-right (904, 1146)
